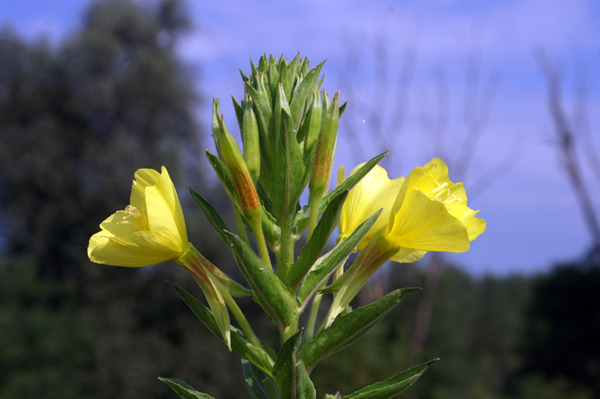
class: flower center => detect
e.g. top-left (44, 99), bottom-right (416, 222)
top-left (429, 181), bottom-right (461, 210)
top-left (116, 205), bottom-right (150, 232)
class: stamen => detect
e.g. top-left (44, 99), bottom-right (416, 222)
top-left (116, 205), bottom-right (149, 231)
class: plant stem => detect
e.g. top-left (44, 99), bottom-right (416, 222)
top-left (212, 277), bottom-right (262, 349)
top-left (305, 290), bottom-right (323, 341)
top-left (234, 208), bottom-right (249, 244)
top-left (277, 213), bottom-right (294, 284)
top-left (250, 217), bottom-right (272, 270)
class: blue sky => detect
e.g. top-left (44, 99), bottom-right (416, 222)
top-left (2, 0), bottom-right (599, 275)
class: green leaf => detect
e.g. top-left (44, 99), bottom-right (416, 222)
top-left (295, 360), bottom-right (316, 399)
top-left (243, 358), bottom-right (272, 399)
top-left (299, 288), bottom-right (420, 373)
top-left (270, 85), bottom-right (306, 219)
top-left (286, 192), bottom-right (347, 290)
top-left (158, 377), bottom-right (216, 399)
top-left (189, 187), bottom-right (232, 245)
top-left (292, 151), bottom-right (389, 234)
top-left (342, 359), bottom-right (438, 399)
top-left (281, 53), bottom-right (300, 100)
top-left (239, 68), bottom-right (250, 82)
top-left (297, 210), bottom-right (382, 309)
top-left (262, 206), bottom-right (281, 249)
top-left (246, 82), bottom-right (274, 161)
top-left (205, 150), bottom-right (239, 205)
top-left (289, 61), bottom-right (325, 132)
top-left (339, 102), bottom-right (347, 118)
top-left (272, 331), bottom-right (316, 399)
top-left (232, 95), bottom-right (244, 132)
top-left (267, 54), bottom-right (280, 100)
top-left (226, 232), bottom-right (298, 330)
top-left (168, 282), bottom-right (275, 376)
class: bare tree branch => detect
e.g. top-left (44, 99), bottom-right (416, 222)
top-left (534, 47), bottom-right (600, 249)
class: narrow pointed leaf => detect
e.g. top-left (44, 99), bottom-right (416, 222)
top-left (299, 288), bottom-right (420, 373)
top-left (286, 192), bottom-right (347, 289)
top-left (264, 378), bottom-right (281, 399)
top-left (232, 95), bottom-right (244, 132)
top-left (206, 151), bottom-right (240, 204)
top-left (273, 331), bottom-right (315, 399)
top-left (295, 360), bottom-right (316, 399)
top-left (339, 102), bottom-right (347, 117)
top-left (298, 210), bottom-right (382, 309)
top-left (169, 282), bottom-right (275, 376)
top-left (158, 377), bottom-right (216, 399)
top-left (239, 68), bottom-right (249, 82)
top-left (273, 331), bottom-right (302, 399)
top-left (292, 151), bottom-right (389, 234)
top-left (270, 87), bottom-right (305, 218)
top-left (246, 83), bottom-right (274, 159)
top-left (226, 232), bottom-right (297, 330)
top-left (189, 187), bottom-right (232, 245)
top-left (243, 358), bottom-right (271, 399)
top-left (342, 359), bottom-right (438, 399)
top-left (289, 61), bottom-right (325, 131)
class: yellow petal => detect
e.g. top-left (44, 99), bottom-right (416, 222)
top-left (461, 207), bottom-right (486, 241)
top-left (145, 167), bottom-right (187, 252)
top-left (98, 212), bottom-right (136, 237)
top-left (336, 165), bottom-right (346, 188)
top-left (130, 168), bottom-right (161, 210)
top-left (387, 189), bottom-right (470, 252)
top-left (339, 164), bottom-right (404, 249)
top-left (88, 230), bottom-right (181, 267)
top-left (88, 166), bottom-right (189, 267)
top-left (390, 248), bottom-right (427, 263)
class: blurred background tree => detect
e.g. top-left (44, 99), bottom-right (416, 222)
top-left (0, 1), bottom-right (256, 398)
top-left (0, 0), bottom-right (200, 280)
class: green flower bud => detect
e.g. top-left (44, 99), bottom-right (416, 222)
top-left (242, 94), bottom-right (260, 183)
top-left (301, 86), bottom-right (323, 159)
top-left (211, 99), bottom-right (224, 161)
top-left (309, 91), bottom-right (340, 197)
top-left (216, 115), bottom-right (262, 223)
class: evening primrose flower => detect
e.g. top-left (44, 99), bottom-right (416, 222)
top-left (385, 158), bottom-right (485, 252)
top-left (88, 166), bottom-right (189, 266)
top-left (325, 159), bottom-right (485, 327)
top-left (336, 164), bottom-right (426, 263)
top-left (87, 167), bottom-right (258, 350)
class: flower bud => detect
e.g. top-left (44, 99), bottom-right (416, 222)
top-left (212, 99), bottom-right (224, 161)
top-left (242, 94), bottom-right (260, 183)
top-left (301, 86), bottom-right (323, 159)
top-left (309, 91), bottom-right (340, 197)
top-left (217, 115), bottom-right (262, 223)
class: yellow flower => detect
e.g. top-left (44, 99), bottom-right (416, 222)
top-left (337, 164), bottom-right (426, 263)
top-left (325, 159), bottom-right (485, 326)
top-left (88, 166), bottom-right (189, 267)
top-left (385, 158), bottom-right (485, 252)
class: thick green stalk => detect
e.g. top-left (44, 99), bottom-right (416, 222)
top-left (277, 213), bottom-right (294, 287)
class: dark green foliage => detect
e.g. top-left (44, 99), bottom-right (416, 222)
top-left (521, 260), bottom-right (600, 396)
top-left (0, 0), bottom-right (200, 280)
top-left (311, 263), bottom-right (534, 399)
